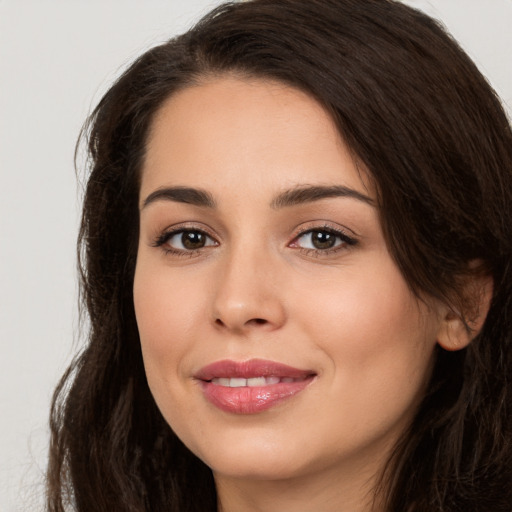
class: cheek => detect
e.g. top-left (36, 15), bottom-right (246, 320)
top-left (294, 254), bottom-right (439, 416)
top-left (306, 249), bottom-right (436, 346)
top-left (133, 258), bottom-right (204, 389)
top-left (133, 260), bottom-right (215, 435)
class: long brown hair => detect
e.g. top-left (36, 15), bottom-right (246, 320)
top-left (47, 1), bottom-right (512, 510)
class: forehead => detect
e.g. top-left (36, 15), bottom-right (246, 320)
top-left (140, 76), bottom-right (371, 200)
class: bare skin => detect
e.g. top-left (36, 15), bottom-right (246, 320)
top-left (133, 76), bottom-right (470, 512)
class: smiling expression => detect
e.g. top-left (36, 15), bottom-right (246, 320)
top-left (133, 76), bottom-right (446, 484)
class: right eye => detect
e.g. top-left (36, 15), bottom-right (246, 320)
top-left (155, 229), bottom-right (218, 253)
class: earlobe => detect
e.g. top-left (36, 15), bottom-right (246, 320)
top-left (436, 271), bottom-right (493, 352)
top-left (436, 310), bottom-right (473, 351)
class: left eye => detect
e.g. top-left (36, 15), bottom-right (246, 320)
top-left (293, 229), bottom-right (348, 250)
top-left (163, 230), bottom-right (217, 250)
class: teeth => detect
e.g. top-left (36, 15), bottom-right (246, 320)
top-left (211, 376), bottom-right (297, 387)
top-left (247, 377), bottom-right (266, 386)
top-left (229, 378), bottom-right (246, 388)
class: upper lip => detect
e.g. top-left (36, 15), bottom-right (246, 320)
top-left (195, 358), bottom-right (316, 381)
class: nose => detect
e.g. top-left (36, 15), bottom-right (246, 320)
top-left (211, 244), bottom-right (287, 334)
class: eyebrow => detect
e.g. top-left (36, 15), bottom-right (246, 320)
top-left (142, 186), bottom-right (216, 209)
top-left (141, 184), bottom-right (374, 210)
top-left (270, 185), bottom-right (374, 209)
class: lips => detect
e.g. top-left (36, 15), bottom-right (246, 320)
top-left (195, 359), bottom-right (316, 414)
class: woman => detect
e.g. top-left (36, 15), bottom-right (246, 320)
top-left (47, 0), bottom-right (512, 510)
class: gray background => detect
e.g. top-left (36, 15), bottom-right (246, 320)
top-left (1, 1), bottom-right (511, 510)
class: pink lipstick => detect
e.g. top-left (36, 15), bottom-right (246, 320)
top-left (195, 359), bottom-right (316, 414)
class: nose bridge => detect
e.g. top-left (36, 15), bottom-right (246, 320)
top-left (211, 236), bottom-right (285, 332)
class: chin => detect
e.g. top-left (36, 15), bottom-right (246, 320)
top-left (187, 429), bottom-right (313, 481)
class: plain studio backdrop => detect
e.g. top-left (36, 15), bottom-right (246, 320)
top-left (0, 1), bottom-right (511, 510)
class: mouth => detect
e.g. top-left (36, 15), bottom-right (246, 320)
top-left (195, 359), bottom-right (316, 414)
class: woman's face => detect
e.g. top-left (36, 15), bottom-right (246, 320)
top-left (134, 77), bottom-right (446, 484)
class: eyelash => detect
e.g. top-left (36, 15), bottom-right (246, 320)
top-left (152, 224), bottom-right (358, 258)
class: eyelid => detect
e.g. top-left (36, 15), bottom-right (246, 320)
top-left (294, 221), bottom-right (357, 238)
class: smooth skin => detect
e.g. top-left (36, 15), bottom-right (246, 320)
top-left (133, 76), bottom-right (472, 512)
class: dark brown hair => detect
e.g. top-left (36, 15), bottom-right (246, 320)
top-left (47, 1), bottom-right (512, 510)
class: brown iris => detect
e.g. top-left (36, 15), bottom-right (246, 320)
top-left (181, 231), bottom-right (207, 249)
top-left (310, 230), bottom-right (337, 249)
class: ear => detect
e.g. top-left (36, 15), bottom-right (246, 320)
top-left (436, 269), bottom-right (493, 352)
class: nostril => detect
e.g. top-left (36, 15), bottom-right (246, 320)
top-left (214, 316), bottom-right (270, 330)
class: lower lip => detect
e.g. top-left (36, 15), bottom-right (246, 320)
top-left (200, 378), bottom-right (314, 414)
